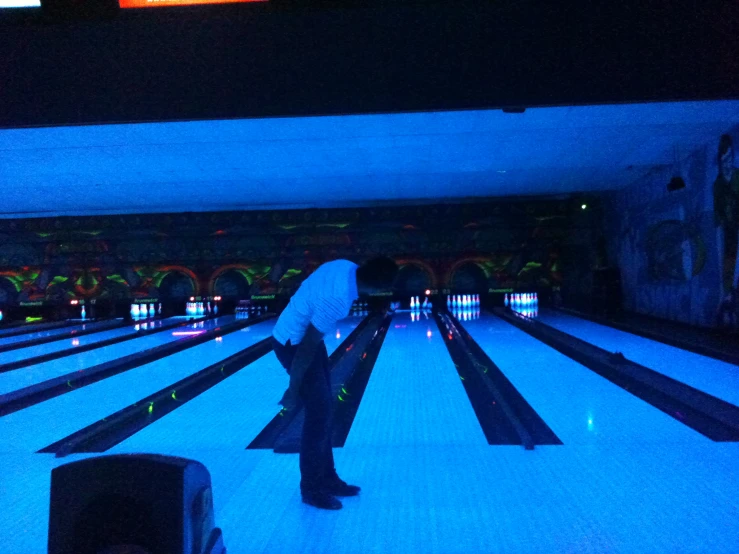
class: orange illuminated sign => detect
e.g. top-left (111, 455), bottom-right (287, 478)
top-left (120, 0), bottom-right (266, 7)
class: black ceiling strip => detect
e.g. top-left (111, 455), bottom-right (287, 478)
top-left (247, 313), bottom-right (377, 450)
top-left (40, 338), bottom-right (274, 456)
top-left (497, 308), bottom-right (739, 441)
top-left (554, 307), bottom-right (739, 367)
top-left (0, 316), bottom-right (210, 374)
top-left (0, 314), bottom-right (273, 417)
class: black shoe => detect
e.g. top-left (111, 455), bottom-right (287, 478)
top-left (323, 477), bottom-right (361, 497)
top-left (301, 490), bottom-right (343, 510)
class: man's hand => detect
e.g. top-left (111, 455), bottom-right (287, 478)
top-left (278, 323), bottom-right (324, 411)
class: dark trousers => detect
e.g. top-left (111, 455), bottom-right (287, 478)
top-left (272, 337), bottom-right (337, 492)
top-left (723, 226), bottom-right (738, 293)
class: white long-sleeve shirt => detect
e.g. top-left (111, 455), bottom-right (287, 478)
top-left (272, 260), bottom-right (359, 346)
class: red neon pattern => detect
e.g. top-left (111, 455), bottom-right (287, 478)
top-left (120, 0), bottom-right (266, 7)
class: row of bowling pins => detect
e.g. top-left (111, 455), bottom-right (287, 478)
top-left (235, 305), bottom-right (266, 314)
top-left (504, 293), bottom-right (538, 307)
top-left (351, 302), bottom-right (369, 315)
top-left (351, 301), bottom-right (369, 315)
top-left (446, 294), bottom-right (480, 309)
top-left (515, 307), bottom-right (539, 319)
top-left (451, 307), bottom-right (480, 321)
top-left (187, 302), bottom-right (218, 316)
top-left (131, 303), bottom-right (161, 318)
top-left (410, 310), bottom-right (430, 322)
top-left (410, 296), bottom-right (431, 310)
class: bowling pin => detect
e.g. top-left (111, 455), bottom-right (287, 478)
top-left (504, 293), bottom-right (509, 307)
top-left (149, 304), bottom-right (155, 317)
top-left (139, 304), bottom-right (146, 318)
top-left (158, 303), bottom-right (162, 315)
top-left (214, 303), bottom-right (219, 315)
top-left (132, 303), bottom-right (140, 318)
top-left (81, 305), bottom-right (86, 319)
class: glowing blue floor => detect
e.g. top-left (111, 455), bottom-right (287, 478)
top-left (0, 311), bottom-right (738, 553)
top-left (0, 316), bottom-right (232, 395)
top-left (536, 309), bottom-right (739, 406)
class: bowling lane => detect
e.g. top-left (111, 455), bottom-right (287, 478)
top-left (112, 316), bottom-right (364, 451)
top-left (345, 311), bottom-right (488, 448)
top-left (537, 309), bottom-right (739, 407)
top-left (0, 316), bottom-right (235, 396)
top-left (0, 320), bottom-right (73, 337)
top-left (0, 318), bottom-right (276, 454)
top-left (0, 317), bottom-right (178, 366)
top-left (0, 318), bottom-right (117, 347)
top-left (463, 313), bottom-right (710, 445)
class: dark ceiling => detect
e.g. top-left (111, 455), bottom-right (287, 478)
top-left (1, 1), bottom-right (738, 128)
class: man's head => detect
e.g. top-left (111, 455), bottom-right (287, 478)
top-left (356, 256), bottom-right (399, 295)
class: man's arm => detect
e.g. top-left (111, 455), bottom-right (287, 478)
top-left (279, 323), bottom-right (324, 408)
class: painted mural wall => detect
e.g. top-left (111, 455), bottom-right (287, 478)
top-left (604, 125), bottom-right (739, 328)
top-left (0, 199), bottom-right (598, 311)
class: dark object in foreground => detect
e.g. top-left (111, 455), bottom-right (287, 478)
top-left (48, 454), bottom-right (225, 554)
